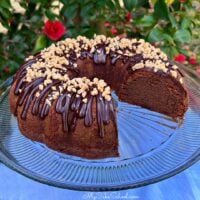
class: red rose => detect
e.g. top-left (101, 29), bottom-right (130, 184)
top-left (43, 20), bottom-right (66, 41)
top-left (189, 57), bottom-right (197, 65)
top-left (111, 27), bottom-right (118, 35)
top-left (104, 21), bottom-right (111, 27)
top-left (125, 12), bottom-right (132, 22)
top-left (174, 54), bottom-right (186, 63)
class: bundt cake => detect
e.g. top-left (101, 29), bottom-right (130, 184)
top-left (9, 35), bottom-right (188, 159)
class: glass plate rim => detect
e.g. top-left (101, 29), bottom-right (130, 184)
top-left (0, 73), bottom-right (200, 191)
top-left (0, 147), bottom-right (199, 191)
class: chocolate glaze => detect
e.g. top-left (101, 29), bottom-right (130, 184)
top-left (56, 93), bottom-right (71, 132)
top-left (84, 96), bottom-right (93, 126)
top-left (32, 81), bottom-right (59, 116)
top-left (111, 55), bottom-right (121, 65)
top-left (13, 38), bottom-right (183, 138)
top-left (94, 48), bottom-right (107, 64)
top-left (54, 91), bottom-right (115, 137)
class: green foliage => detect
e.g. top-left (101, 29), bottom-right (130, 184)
top-left (123, 0), bottom-right (138, 11)
top-left (174, 29), bottom-right (191, 43)
top-left (0, 0), bottom-right (199, 81)
top-left (154, 0), bottom-right (169, 20)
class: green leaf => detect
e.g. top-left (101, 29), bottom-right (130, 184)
top-left (80, 3), bottom-right (93, 18)
top-left (135, 15), bottom-right (156, 27)
top-left (169, 46), bottom-right (179, 58)
top-left (0, 55), bottom-right (6, 66)
top-left (30, 15), bottom-right (42, 23)
top-left (13, 35), bottom-right (24, 43)
top-left (168, 13), bottom-right (178, 28)
top-left (154, 0), bottom-right (169, 20)
top-left (7, 60), bottom-right (19, 71)
top-left (162, 34), bottom-right (175, 45)
top-left (34, 35), bottom-right (47, 53)
top-left (19, 1), bottom-right (27, 9)
top-left (123, 0), bottom-right (138, 11)
top-left (35, 0), bottom-right (49, 5)
top-left (0, 16), bottom-right (9, 28)
top-left (0, 0), bottom-right (11, 9)
top-left (0, 7), bottom-right (12, 19)
top-left (96, 0), bottom-right (108, 9)
top-left (137, 0), bottom-right (148, 7)
top-left (160, 46), bottom-right (170, 57)
top-left (148, 28), bottom-right (175, 45)
top-left (178, 48), bottom-right (190, 57)
top-left (161, 46), bottom-right (178, 59)
top-left (62, 4), bottom-right (78, 19)
top-left (45, 9), bottom-right (57, 21)
top-left (174, 29), bottom-right (191, 43)
top-left (147, 28), bottom-right (163, 42)
top-left (181, 18), bottom-right (191, 29)
top-left (105, 0), bottom-right (115, 9)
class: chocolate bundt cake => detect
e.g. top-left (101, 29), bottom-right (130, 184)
top-left (9, 35), bottom-right (188, 159)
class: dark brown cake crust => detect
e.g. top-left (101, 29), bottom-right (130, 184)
top-left (9, 36), bottom-right (189, 159)
top-left (9, 78), bottom-right (119, 159)
top-left (118, 69), bottom-right (188, 119)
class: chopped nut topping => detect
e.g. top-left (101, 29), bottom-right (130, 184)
top-left (105, 95), bottom-right (111, 101)
top-left (45, 99), bottom-right (51, 106)
top-left (132, 63), bottom-right (144, 71)
top-left (24, 35), bottom-right (182, 105)
top-left (35, 92), bottom-right (40, 97)
top-left (82, 91), bottom-right (87, 98)
top-left (39, 84), bottom-right (44, 90)
top-left (91, 88), bottom-right (98, 96)
top-left (82, 98), bottom-right (88, 103)
top-left (171, 71), bottom-right (177, 78)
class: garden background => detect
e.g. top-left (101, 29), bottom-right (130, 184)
top-left (0, 0), bottom-right (200, 82)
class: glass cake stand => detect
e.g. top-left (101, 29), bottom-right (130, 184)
top-left (0, 65), bottom-right (200, 191)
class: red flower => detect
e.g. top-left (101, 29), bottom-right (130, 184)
top-left (111, 27), bottom-right (118, 35)
top-left (43, 20), bottom-right (66, 41)
top-left (3, 66), bottom-right (10, 73)
top-left (179, 0), bottom-right (186, 3)
top-left (8, 18), bottom-right (14, 25)
top-left (104, 21), bottom-right (111, 27)
top-left (189, 57), bottom-right (197, 65)
top-left (174, 54), bottom-right (186, 63)
top-left (125, 12), bottom-right (132, 22)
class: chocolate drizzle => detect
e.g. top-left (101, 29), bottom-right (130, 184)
top-left (96, 94), bottom-right (115, 137)
top-left (55, 92), bottom-right (114, 136)
top-left (111, 54), bottom-right (121, 65)
top-left (84, 96), bottom-right (93, 126)
top-left (12, 35), bottom-right (182, 139)
top-left (80, 51), bottom-right (93, 60)
top-left (94, 48), bottom-right (106, 64)
top-left (32, 81), bottom-right (59, 116)
top-left (56, 93), bottom-right (71, 132)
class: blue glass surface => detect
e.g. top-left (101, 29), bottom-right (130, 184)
top-left (0, 64), bottom-right (200, 191)
top-left (0, 161), bottom-right (199, 200)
